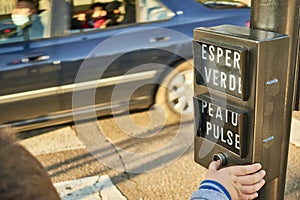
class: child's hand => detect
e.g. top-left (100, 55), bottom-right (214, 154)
top-left (205, 161), bottom-right (266, 200)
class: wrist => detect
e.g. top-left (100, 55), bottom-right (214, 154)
top-left (200, 180), bottom-right (232, 200)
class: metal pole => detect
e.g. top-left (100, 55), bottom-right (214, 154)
top-left (250, 0), bottom-right (300, 199)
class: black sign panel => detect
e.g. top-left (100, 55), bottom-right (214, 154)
top-left (194, 40), bottom-right (248, 100)
top-left (195, 96), bottom-right (247, 157)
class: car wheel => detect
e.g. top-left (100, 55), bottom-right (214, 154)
top-left (155, 61), bottom-right (194, 124)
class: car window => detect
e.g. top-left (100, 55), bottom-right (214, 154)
top-left (136, 0), bottom-right (174, 23)
top-left (68, 0), bottom-right (174, 34)
top-left (196, 0), bottom-right (249, 8)
top-left (0, 0), bottom-right (174, 43)
top-left (0, 0), bottom-right (51, 45)
top-left (69, 0), bottom-right (127, 32)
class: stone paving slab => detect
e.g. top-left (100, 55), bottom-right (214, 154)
top-left (54, 175), bottom-right (127, 200)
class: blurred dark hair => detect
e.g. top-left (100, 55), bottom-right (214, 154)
top-left (105, 1), bottom-right (121, 12)
top-left (18, 0), bottom-right (39, 10)
top-left (0, 128), bottom-right (60, 200)
top-left (90, 2), bottom-right (106, 9)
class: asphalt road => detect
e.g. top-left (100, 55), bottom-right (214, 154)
top-left (20, 108), bottom-right (300, 200)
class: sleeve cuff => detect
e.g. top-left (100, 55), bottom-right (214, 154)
top-left (199, 180), bottom-right (232, 200)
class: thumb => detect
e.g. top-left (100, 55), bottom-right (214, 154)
top-left (208, 160), bottom-right (221, 171)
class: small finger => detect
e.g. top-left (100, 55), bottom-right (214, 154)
top-left (240, 179), bottom-right (266, 194)
top-left (208, 160), bottom-right (221, 171)
top-left (237, 170), bottom-right (266, 185)
top-left (239, 192), bottom-right (259, 200)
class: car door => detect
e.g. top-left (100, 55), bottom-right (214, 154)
top-left (0, 2), bottom-right (61, 129)
top-left (55, 0), bottom-right (190, 119)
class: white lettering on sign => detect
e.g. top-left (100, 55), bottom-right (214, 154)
top-left (203, 66), bottom-right (242, 94)
top-left (196, 41), bottom-right (247, 100)
top-left (201, 44), bottom-right (241, 69)
top-left (201, 100), bottom-right (238, 126)
top-left (201, 100), bottom-right (241, 152)
top-left (206, 121), bottom-right (240, 151)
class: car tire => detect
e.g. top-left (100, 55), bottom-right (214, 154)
top-left (155, 61), bottom-right (194, 124)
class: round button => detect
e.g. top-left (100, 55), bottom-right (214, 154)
top-left (213, 153), bottom-right (227, 166)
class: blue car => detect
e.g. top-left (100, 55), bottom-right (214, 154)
top-left (0, 0), bottom-right (250, 131)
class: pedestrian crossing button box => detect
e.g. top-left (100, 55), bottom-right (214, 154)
top-left (193, 25), bottom-right (290, 182)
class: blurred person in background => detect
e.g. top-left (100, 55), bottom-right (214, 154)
top-left (72, 2), bottom-right (111, 29)
top-left (11, 0), bottom-right (43, 39)
top-left (87, 2), bottom-right (110, 29)
top-left (105, 0), bottom-right (122, 26)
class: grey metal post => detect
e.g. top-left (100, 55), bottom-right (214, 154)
top-left (251, 1), bottom-right (300, 199)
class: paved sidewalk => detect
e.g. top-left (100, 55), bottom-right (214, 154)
top-left (20, 112), bottom-right (300, 200)
top-left (284, 111), bottom-right (300, 199)
top-left (54, 175), bottom-right (127, 200)
top-left (290, 112), bottom-right (300, 146)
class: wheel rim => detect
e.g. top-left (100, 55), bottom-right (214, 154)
top-left (167, 69), bottom-right (194, 116)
